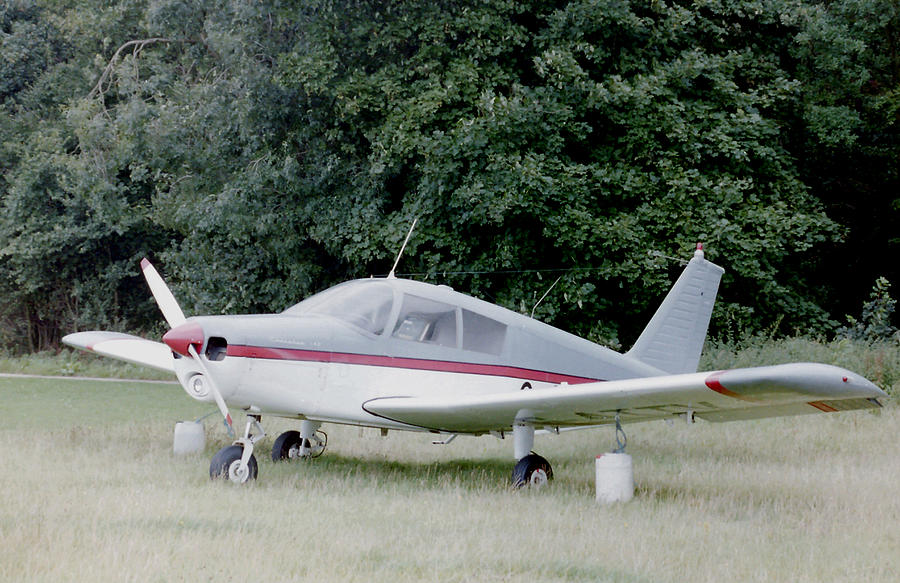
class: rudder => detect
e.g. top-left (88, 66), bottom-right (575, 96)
top-left (625, 245), bottom-right (724, 375)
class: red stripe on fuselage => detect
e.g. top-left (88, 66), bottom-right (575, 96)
top-left (226, 344), bottom-right (600, 385)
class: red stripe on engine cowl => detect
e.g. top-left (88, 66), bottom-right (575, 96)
top-left (226, 344), bottom-right (600, 385)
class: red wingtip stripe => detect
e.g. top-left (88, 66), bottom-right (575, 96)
top-left (705, 371), bottom-right (755, 402)
top-left (140, 258), bottom-right (150, 270)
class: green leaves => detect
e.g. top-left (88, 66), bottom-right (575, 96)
top-left (1, 0), bottom-right (898, 350)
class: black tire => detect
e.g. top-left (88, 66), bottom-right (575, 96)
top-left (210, 444), bottom-right (258, 483)
top-left (271, 430), bottom-right (303, 462)
top-left (510, 453), bottom-right (553, 489)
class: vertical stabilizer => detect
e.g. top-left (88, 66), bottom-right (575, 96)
top-left (625, 246), bottom-right (724, 375)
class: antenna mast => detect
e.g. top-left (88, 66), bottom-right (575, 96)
top-left (388, 217), bottom-right (418, 279)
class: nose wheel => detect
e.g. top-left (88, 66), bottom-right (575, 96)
top-left (210, 444), bottom-right (258, 483)
top-left (210, 414), bottom-right (265, 483)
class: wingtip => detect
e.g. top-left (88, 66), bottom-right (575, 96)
top-left (140, 257), bottom-right (151, 270)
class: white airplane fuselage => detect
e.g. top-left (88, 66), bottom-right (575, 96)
top-left (166, 277), bottom-right (663, 433)
top-left (63, 250), bottom-right (887, 485)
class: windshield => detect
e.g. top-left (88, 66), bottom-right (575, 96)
top-left (283, 281), bottom-right (394, 335)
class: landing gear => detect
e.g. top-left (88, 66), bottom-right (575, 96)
top-left (271, 420), bottom-right (326, 462)
top-left (511, 453), bottom-right (553, 488)
top-left (509, 421), bottom-right (553, 489)
top-left (210, 444), bottom-right (258, 483)
top-left (271, 430), bottom-right (302, 461)
top-left (210, 414), bottom-right (265, 483)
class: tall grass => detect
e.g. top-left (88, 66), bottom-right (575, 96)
top-left (1, 339), bottom-right (898, 581)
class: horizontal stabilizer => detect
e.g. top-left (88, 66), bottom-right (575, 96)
top-left (363, 363), bottom-right (885, 433)
top-left (63, 331), bottom-right (175, 373)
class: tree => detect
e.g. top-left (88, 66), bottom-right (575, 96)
top-left (1, 0), bottom-right (898, 351)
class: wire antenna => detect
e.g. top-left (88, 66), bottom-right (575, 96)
top-left (531, 275), bottom-right (563, 318)
top-left (388, 217), bottom-right (418, 279)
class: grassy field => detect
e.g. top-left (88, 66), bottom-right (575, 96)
top-left (1, 357), bottom-right (898, 582)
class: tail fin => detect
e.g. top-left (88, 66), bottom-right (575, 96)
top-left (625, 245), bottom-right (724, 374)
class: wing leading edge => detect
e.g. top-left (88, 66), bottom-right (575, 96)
top-left (363, 363), bottom-right (886, 433)
top-left (63, 331), bottom-right (175, 373)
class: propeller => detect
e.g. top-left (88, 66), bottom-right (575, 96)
top-left (187, 344), bottom-right (234, 437)
top-left (141, 258), bottom-right (234, 437)
top-left (141, 259), bottom-right (186, 328)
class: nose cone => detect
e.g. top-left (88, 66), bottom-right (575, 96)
top-left (163, 321), bottom-right (204, 356)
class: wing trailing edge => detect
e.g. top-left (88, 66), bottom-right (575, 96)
top-left (62, 331), bottom-right (175, 373)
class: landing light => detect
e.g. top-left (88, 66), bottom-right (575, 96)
top-left (188, 375), bottom-right (209, 398)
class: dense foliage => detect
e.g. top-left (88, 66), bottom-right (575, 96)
top-left (1, 0), bottom-right (898, 351)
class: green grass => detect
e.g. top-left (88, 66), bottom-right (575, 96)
top-left (1, 355), bottom-right (898, 581)
top-left (0, 349), bottom-right (172, 381)
top-left (1, 340), bottom-right (898, 581)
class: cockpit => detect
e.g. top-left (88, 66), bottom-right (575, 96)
top-left (283, 281), bottom-right (394, 335)
top-left (283, 280), bottom-right (508, 356)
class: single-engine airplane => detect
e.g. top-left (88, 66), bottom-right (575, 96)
top-left (63, 244), bottom-right (887, 487)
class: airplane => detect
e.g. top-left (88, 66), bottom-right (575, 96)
top-left (63, 243), bottom-right (887, 487)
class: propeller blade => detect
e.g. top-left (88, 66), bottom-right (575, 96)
top-left (188, 344), bottom-right (235, 438)
top-left (140, 258), bottom-right (232, 437)
top-left (141, 258), bottom-right (187, 328)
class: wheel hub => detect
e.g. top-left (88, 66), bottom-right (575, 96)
top-left (529, 468), bottom-right (549, 488)
top-left (227, 460), bottom-right (250, 484)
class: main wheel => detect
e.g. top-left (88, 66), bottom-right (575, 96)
top-left (271, 430), bottom-right (303, 462)
top-left (210, 444), bottom-right (258, 483)
top-left (510, 453), bottom-right (553, 489)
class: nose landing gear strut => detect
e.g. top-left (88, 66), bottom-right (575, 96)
top-left (210, 414), bottom-right (266, 483)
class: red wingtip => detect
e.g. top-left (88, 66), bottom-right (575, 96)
top-left (696, 242), bottom-right (704, 251)
top-left (140, 258), bottom-right (151, 270)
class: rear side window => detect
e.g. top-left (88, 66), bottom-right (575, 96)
top-left (462, 310), bottom-right (507, 355)
top-left (392, 295), bottom-right (458, 348)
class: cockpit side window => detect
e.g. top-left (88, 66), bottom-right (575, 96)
top-left (392, 294), bottom-right (458, 348)
top-left (284, 282), bottom-right (394, 335)
top-left (462, 309), bottom-right (507, 355)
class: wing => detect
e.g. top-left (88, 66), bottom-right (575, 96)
top-left (363, 363), bottom-right (886, 433)
top-left (62, 331), bottom-right (175, 374)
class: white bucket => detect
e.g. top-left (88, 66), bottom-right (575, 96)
top-left (595, 453), bottom-right (634, 503)
top-left (173, 421), bottom-right (205, 455)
